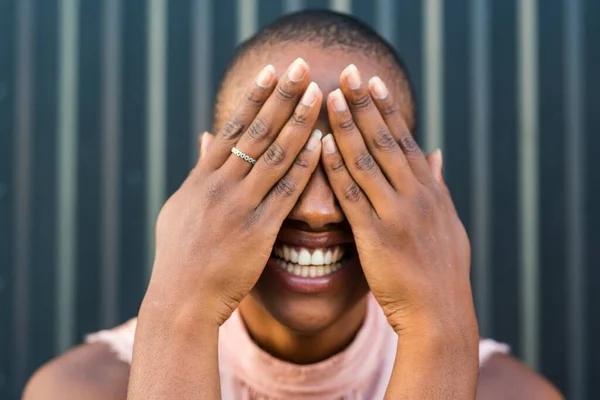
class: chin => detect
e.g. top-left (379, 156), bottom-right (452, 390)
top-left (250, 276), bottom-right (370, 335)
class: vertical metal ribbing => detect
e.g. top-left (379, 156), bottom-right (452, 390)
top-left (517, 0), bottom-right (540, 370)
top-left (13, 0), bottom-right (34, 386)
top-left (329, 0), bottom-right (351, 13)
top-left (56, 0), bottom-right (79, 354)
top-left (423, 0), bottom-right (444, 154)
top-left (565, 0), bottom-right (586, 398)
top-left (237, 0), bottom-right (258, 43)
top-left (100, 0), bottom-right (122, 328)
top-left (375, 0), bottom-right (395, 44)
top-left (145, 0), bottom-right (168, 282)
top-left (470, 0), bottom-right (492, 338)
top-left (191, 0), bottom-right (213, 163)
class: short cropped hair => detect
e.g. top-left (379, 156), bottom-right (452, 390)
top-left (213, 9), bottom-right (417, 134)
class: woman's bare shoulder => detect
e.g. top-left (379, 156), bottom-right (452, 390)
top-left (477, 353), bottom-right (563, 400)
top-left (23, 342), bottom-right (130, 400)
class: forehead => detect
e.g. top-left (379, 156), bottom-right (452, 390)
top-left (261, 43), bottom-right (399, 98)
top-left (219, 42), bottom-right (408, 125)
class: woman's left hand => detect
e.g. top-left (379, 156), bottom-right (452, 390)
top-left (320, 65), bottom-right (478, 341)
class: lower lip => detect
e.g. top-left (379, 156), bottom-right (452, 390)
top-left (264, 254), bottom-right (359, 294)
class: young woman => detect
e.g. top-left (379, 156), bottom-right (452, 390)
top-left (24, 11), bottom-right (561, 399)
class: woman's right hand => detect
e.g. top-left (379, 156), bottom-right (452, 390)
top-left (144, 58), bottom-right (323, 327)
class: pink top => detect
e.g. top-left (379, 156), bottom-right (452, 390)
top-left (87, 295), bottom-right (509, 400)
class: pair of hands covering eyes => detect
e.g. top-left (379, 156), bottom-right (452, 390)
top-left (130, 58), bottom-right (479, 399)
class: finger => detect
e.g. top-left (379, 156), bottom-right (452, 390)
top-left (320, 133), bottom-right (375, 227)
top-left (260, 129), bottom-right (323, 222)
top-left (327, 88), bottom-right (396, 211)
top-left (426, 149), bottom-right (451, 198)
top-left (245, 82), bottom-right (323, 200)
top-left (339, 64), bottom-right (415, 192)
top-left (199, 133), bottom-right (214, 161)
top-left (205, 64), bottom-right (277, 170)
top-left (368, 76), bottom-right (434, 185)
top-left (426, 149), bottom-right (443, 185)
top-left (223, 58), bottom-right (311, 177)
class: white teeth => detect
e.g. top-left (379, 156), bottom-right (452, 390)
top-left (324, 250), bottom-right (332, 264)
top-left (274, 245), bottom-right (347, 266)
top-left (273, 259), bottom-right (344, 278)
top-left (283, 246), bottom-right (290, 260)
top-left (298, 249), bottom-right (311, 265)
top-left (290, 248), bottom-right (299, 263)
top-left (333, 247), bottom-right (340, 262)
top-left (311, 249), bottom-right (324, 265)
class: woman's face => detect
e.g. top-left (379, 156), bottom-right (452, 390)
top-left (217, 43), bottom-right (410, 335)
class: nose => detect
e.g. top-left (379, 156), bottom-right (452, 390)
top-left (287, 114), bottom-right (345, 229)
top-left (287, 164), bottom-right (345, 230)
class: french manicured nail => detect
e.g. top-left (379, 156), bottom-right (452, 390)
top-left (330, 89), bottom-right (348, 112)
top-left (369, 76), bottom-right (389, 99)
top-left (287, 58), bottom-right (308, 82)
top-left (256, 65), bottom-right (275, 88)
top-left (344, 64), bottom-right (361, 90)
top-left (305, 129), bottom-right (323, 151)
top-left (322, 133), bottom-right (337, 154)
top-left (301, 82), bottom-right (320, 106)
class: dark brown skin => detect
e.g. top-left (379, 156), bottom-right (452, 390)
top-left (23, 45), bottom-right (563, 399)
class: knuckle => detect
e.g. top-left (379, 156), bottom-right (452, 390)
top-left (290, 107), bottom-right (309, 126)
top-left (373, 128), bottom-right (397, 151)
top-left (220, 118), bottom-right (246, 140)
top-left (414, 192), bottom-right (433, 219)
top-left (242, 211), bottom-right (262, 233)
top-left (204, 179), bottom-right (227, 203)
top-left (263, 143), bottom-right (287, 167)
top-left (328, 153), bottom-right (346, 172)
top-left (398, 134), bottom-right (420, 154)
top-left (339, 117), bottom-right (356, 132)
top-left (343, 182), bottom-right (362, 203)
top-left (247, 117), bottom-right (272, 141)
top-left (355, 151), bottom-right (376, 172)
top-left (275, 85), bottom-right (296, 102)
top-left (245, 88), bottom-right (266, 107)
top-left (379, 101), bottom-right (399, 117)
top-left (350, 94), bottom-right (372, 111)
top-left (274, 175), bottom-right (297, 197)
top-left (293, 150), bottom-right (310, 169)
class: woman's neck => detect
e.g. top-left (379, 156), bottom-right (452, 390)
top-left (238, 296), bottom-right (368, 365)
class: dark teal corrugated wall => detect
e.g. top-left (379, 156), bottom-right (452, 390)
top-left (1, 0), bottom-right (598, 399)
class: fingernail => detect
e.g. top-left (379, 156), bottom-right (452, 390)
top-left (256, 65), bottom-right (275, 88)
top-left (330, 89), bottom-right (348, 112)
top-left (301, 82), bottom-right (320, 106)
top-left (287, 58), bottom-right (308, 82)
top-left (369, 76), bottom-right (389, 99)
top-left (436, 149), bottom-right (443, 164)
top-left (344, 64), bottom-right (361, 90)
top-left (305, 129), bottom-right (323, 151)
top-left (322, 133), bottom-right (337, 154)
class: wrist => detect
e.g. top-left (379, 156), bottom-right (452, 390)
top-left (139, 284), bottom-right (224, 334)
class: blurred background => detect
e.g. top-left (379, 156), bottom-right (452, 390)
top-left (0, 0), bottom-right (598, 399)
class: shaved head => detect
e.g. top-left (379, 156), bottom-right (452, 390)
top-left (213, 10), bottom-right (417, 134)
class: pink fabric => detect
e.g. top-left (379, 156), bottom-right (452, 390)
top-left (87, 295), bottom-right (509, 399)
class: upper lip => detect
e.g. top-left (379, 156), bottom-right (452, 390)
top-left (275, 227), bottom-right (354, 249)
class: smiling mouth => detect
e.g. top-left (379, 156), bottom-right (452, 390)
top-left (271, 244), bottom-right (353, 278)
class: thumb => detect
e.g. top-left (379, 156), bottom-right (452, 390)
top-left (426, 149), bottom-right (444, 185)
